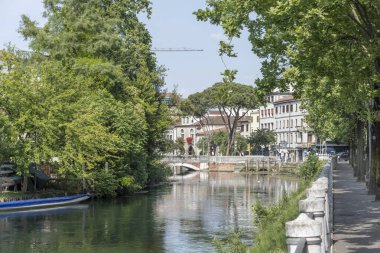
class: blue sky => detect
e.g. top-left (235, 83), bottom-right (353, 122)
top-left (0, 0), bottom-right (261, 97)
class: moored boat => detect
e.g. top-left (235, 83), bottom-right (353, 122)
top-left (0, 194), bottom-right (91, 211)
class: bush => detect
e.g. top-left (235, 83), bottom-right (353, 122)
top-left (212, 231), bottom-right (248, 253)
top-left (91, 170), bottom-right (118, 198)
top-left (147, 160), bottom-right (171, 185)
top-left (298, 154), bottom-right (323, 181)
top-left (120, 175), bottom-right (142, 192)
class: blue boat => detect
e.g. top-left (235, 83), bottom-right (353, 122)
top-left (0, 194), bottom-right (91, 211)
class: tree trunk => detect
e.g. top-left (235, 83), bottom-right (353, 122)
top-left (22, 174), bottom-right (28, 193)
top-left (226, 130), bottom-right (235, 156)
top-left (352, 120), bottom-right (359, 177)
top-left (373, 121), bottom-right (380, 199)
top-left (357, 120), bottom-right (366, 181)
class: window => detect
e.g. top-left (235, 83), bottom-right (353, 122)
top-left (296, 119), bottom-right (298, 127)
top-left (290, 104), bottom-right (293, 112)
top-left (190, 129), bottom-right (194, 139)
top-left (261, 110), bottom-right (264, 117)
top-left (291, 119), bottom-right (293, 128)
top-left (246, 124), bottom-right (249, 132)
top-left (296, 104), bottom-right (298, 112)
top-left (275, 107), bottom-right (278, 114)
top-left (180, 129), bottom-right (184, 139)
top-left (282, 106), bottom-right (285, 113)
top-left (286, 105), bottom-right (289, 112)
top-left (271, 109), bottom-right (274, 116)
top-left (261, 123), bottom-right (263, 129)
top-left (271, 123), bottom-right (274, 130)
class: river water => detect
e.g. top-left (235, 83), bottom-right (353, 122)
top-left (0, 172), bottom-right (298, 253)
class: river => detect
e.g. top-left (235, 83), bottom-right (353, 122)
top-left (0, 172), bottom-right (298, 253)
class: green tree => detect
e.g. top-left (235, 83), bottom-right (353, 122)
top-left (0, 0), bottom-right (171, 195)
top-left (196, 0), bottom-right (380, 197)
top-left (183, 82), bottom-right (258, 155)
top-left (248, 129), bottom-right (276, 155)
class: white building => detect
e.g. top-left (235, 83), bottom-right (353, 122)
top-left (166, 111), bottom-right (255, 156)
top-left (259, 91), bottom-right (292, 131)
top-left (260, 92), bottom-right (316, 162)
top-left (243, 109), bottom-right (260, 137)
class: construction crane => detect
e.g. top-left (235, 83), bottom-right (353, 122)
top-left (152, 48), bottom-right (203, 52)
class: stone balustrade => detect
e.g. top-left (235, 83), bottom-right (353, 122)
top-left (286, 157), bottom-right (336, 253)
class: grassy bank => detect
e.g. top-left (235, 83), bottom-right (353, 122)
top-left (251, 154), bottom-right (324, 253)
top-left (250, 182), bottom-right (309, 252)
top-left (212, 154), bottom-right (324, 253)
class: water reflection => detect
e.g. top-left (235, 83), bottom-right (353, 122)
top-left (155, 172), bottom-right (298, 252)
top-left (0, 172), bottom-right (298, 253)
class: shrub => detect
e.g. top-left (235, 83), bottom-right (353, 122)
top-left (298, 154), bottom-right (323, 181)
top-left (120, 175), bottom-right (142, 192)
top-left (212, 231), bottom-right (248, 253)
top-left (91, 170), bottom-right (118, 198)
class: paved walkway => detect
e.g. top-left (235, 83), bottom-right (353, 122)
top-left (333, 161), bottom-right (380, 252)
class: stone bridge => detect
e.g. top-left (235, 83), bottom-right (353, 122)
top-left (162, 155), bottom-right (281, 172)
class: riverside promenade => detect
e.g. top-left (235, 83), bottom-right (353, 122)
top-left (333, 161), bottom-right (380, 252)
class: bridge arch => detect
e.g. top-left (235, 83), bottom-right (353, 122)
top-left (169, 163), bottom-right (206, 171)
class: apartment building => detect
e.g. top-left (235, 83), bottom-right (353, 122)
top-left (260, 92), bottom-right (316, 162)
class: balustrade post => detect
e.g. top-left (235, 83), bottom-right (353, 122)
top-left (307, 179), bottom-right (330, 252)
top-left (299, 197), bottom-right (326, 253)
top-left (286, 213), bottom-right (322, 253)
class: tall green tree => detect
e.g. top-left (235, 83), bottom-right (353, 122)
top-left (196, 0), bottom-right (380, 197)
top-left (182, 82), bottom-right (258, 155)
top-left (0, 0), bottom-right (171, 195)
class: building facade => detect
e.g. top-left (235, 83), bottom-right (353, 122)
top-left (259, 92), bottom-right (316, 162)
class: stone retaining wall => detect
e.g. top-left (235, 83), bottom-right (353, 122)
top-left (286, 157), bottom-right (336, 253)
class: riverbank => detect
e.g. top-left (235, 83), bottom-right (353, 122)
top-left (0, 189), bottom-right (68, 202)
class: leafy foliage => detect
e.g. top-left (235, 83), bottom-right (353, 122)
top-left (182, 82), bottom-right (258, 155)
top-left (0, 0), bottom-right (171, 195)
top-left (91, 170), bottom-right (118, 198)
top-left (212, 231), bottom-right (247, 253)
top-left (298, 154), bottom-right (323, 181)
top-left (195, 0), bottom-right (380, 141)
top-left (247, 129), bottom-right (275, 155)
top-left (251, 183), bottom-right (308, 253)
